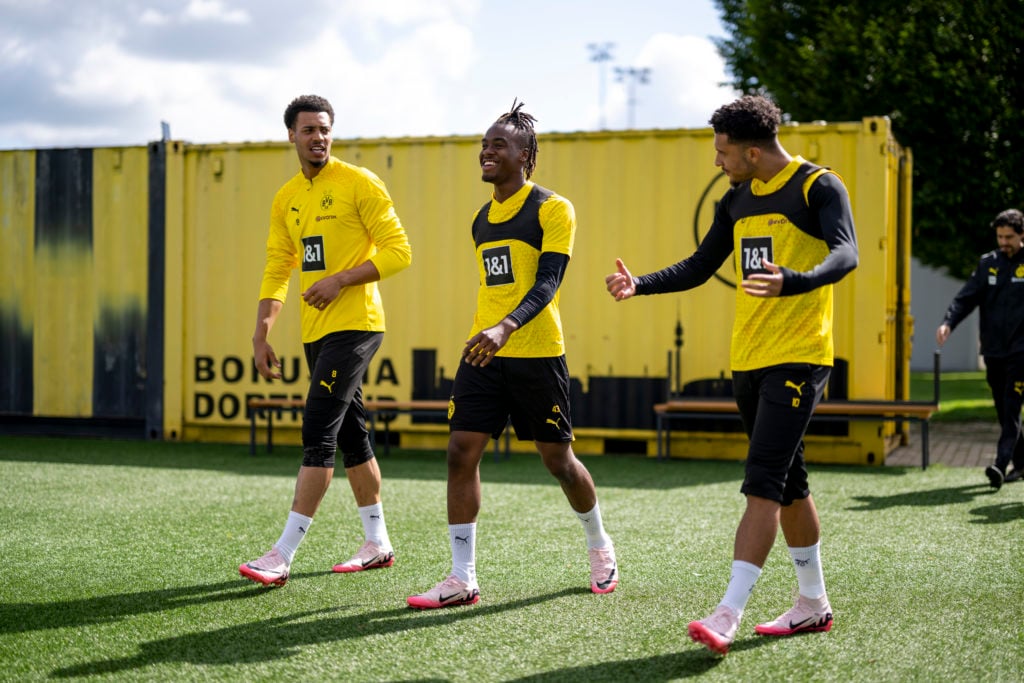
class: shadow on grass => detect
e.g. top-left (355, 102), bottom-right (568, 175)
top-left (969, 500), bottom-right (1024, 524)
top-left (0, 435), bottom-right (750, 490)
top-left (0, 578), bottom-right (268, 635)
top-left (846, 483), bottom-right (997, 511)
top-left (505, 636), bottom-right (772, 682)
top-left (49, 586), bottom-right (589, 678)
top-left (42, 576), bottom-right (773, 681)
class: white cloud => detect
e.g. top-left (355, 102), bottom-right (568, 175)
top-left (183, 0), bottom-right (251, 25)
top-left (0, 1), bottom-right (734, 148)
top-left (604, 33), bottom-right (737, 130)
top-left (46, 40), bottom-right (283, 144)
top-left (0, 121), bottom-right (126, 148)
top-left (333, 20), bottom-right (476, 137)
top-left (1, 36), bottom-right (32, 66)
top-left (337, 0), bottom-right (479, 30)
top-left (36, 13), bottom-right (480, 145)
top-left (138, 9), bottom-right (170, 26)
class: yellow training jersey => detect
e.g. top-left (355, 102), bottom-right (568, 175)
top-left (634, 156), bottom-right (858, 372)
top-left (468, 182), bottom-right (575, 358)
top-left (259, 157), bottom-right (412, 343)
top-left (730, 159), bottom-right (837, 370)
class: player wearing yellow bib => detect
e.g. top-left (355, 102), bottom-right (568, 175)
top-left (240, 95), bottom-right (412, 587)
top-left (407, 101), bottom-right (618, 609)
top-left (606, 95), bottom-right (858, 654)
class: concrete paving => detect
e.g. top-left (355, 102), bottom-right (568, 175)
top-left (884, 420), bottom-right (1000, 469)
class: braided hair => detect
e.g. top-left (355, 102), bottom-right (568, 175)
top-left (495, 98), bottom-right (538, 179)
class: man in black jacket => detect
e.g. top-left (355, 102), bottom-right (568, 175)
top-left (937, 208), bottom-right (1024, 489)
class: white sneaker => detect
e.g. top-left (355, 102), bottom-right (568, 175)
top-left (406, 575), bottom-right (480, 609)
top-left (588, 546), bottom-right (619, 594)
top-left (755, 594), bottom-right (833, 636)
top-left (688, 604), bottom-right (740, 655)
top-left (332, 541), bottom-right (395, 573)
top-left (239, 547), bottom-right (290, 587)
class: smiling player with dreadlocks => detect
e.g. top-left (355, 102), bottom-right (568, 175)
top-left (407, 100), bottom-right (619, 609)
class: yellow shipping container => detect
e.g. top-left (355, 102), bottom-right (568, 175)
top-left (0, 118), bottom-right (912, 464)
top-left (167, 118), bottom-right (910, 464)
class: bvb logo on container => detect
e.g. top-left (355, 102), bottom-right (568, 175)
top-left (694, 171), bottom-right (735, 289)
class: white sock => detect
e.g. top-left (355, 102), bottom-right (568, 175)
top-left (576, 502), bottom-right (613, 549)
top-left (720, 560), bottom-right (762, 616)
top-left (789, 542), bottom-right (827, 600)
top-left (358, 502), bottom-right (391, 550)
top-left (275, 511), bottom-right (313, 565)
top-left (449, 522), bottom-right (477, 584)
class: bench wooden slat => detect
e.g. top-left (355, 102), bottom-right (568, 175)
top-left (654, 397), bottom-right (938, 470)
top-left (656, 351), bottom-right (943, 470)
top-left (654, 399), bottom-right (936, 419)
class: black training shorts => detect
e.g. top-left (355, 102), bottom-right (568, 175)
top-left (302, 330), bottom-right (383, 462)
top-left (733, 362), bottom-right (831, 505)
top-left (449, 355), bottom-right (573, 443)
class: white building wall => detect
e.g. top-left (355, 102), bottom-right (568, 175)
top-left (910, 257), bottom-right (980, 371)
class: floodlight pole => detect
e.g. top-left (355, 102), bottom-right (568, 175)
top-left (614, 66), bottom-right (651, 129)
top-left (587, 42), bottom-right (615, 130)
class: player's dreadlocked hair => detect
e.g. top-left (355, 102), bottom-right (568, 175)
top-left (495, 98), bottom-right (539, 179)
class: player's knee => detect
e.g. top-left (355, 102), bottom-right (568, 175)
top-left (541, 450), bottom-right (579, 483)
top-left (302, 443), bottom-right (337, 468)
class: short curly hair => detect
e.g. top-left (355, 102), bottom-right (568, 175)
top-left (992, 208), bottom-right (1024, 234)
top-left (709, 95), bottom-right (781, 145)
top-left (283, 95), bottom-right (335, 130)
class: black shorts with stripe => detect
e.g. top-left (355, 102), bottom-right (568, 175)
top-left (449, 355), bottom-right (573, 443)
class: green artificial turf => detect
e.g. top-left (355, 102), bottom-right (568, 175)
top-left (0, 436), bottom-right (1021, 682)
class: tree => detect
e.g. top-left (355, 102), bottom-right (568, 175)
top-left (714, 0), bottom-right (1024, 279)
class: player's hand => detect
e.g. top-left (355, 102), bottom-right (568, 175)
top-left (936, 324), bottom-right (951, 347)
top-left (741, 259), bottom-right (783, 297)
top-left (302, 274), bottom-right (342, 311)
top-left (462, 319), bottom-right (518, 367)
top-left (253, 339), bottom-right (282, 380)
top-left (606, 258), bottom-right (637, 301)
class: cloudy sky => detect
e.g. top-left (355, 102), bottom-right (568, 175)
top-left (0, 0), bottom-right (736, 149)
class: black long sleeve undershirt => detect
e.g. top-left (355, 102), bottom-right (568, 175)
top-left (635, 172), bottom-right (858, 296)
top-left (506, 252), bottom-right (569, 328)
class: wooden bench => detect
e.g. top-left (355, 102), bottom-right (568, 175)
top-left (246, 397), bottom-right (510, 460)
top-left (654, 352), bottom-right (941, 470)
